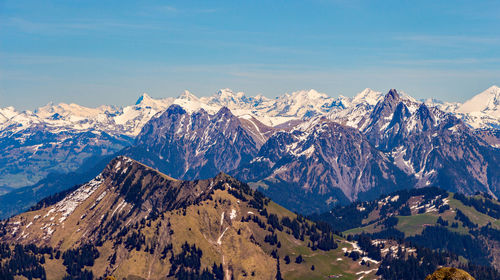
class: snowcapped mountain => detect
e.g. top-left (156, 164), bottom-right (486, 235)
top-left (424, 86), bottom-right (500, 130)
top-left (114, 93), bottom-right (174, 136)
top-left (0, 87), bottom-right (500, 210)
top-left (459, 85), bottom-right (500, 116)
top-left (0, 94), bottom-right (170, 138)
top-left (456, 85), bottom-right (500, 129)
top-left (233, 117), bottom-right (413, 213)
top-left (113, 89), bottom-right (499, 213)
top-left (265, 89), bottom-right (337, 118)
top-left (325, 88), bottom-right (384, 129)
top-left (349, 88), bottom-right (384, 106)
top-left (0, 93), bottom-right (175, 190)
top-left (0, 107), bottom-right (18, 124)
top-left (361, 89), bottom-right (500, 198)
top-left (174, 88), bottom-right (344, 127)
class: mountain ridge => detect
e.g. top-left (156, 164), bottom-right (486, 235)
top-left (1, 158), bottom-right (498, 279)
top-left (0, 156), bottom-right (378, 279)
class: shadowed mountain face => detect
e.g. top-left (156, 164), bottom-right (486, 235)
top-left (233, 119), bottom-right (414, 213)
top-left (0, 156), bottom-right (375, 280)
top-left (124, 105), bottom-right (262, 181)
top-left (361, 90), bottom-right (500, 197)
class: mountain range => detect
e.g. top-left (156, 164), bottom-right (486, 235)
top-left (0, 86), bottom-right (499, 216)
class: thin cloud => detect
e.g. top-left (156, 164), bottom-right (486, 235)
top-left (159, 5), bottom-right (178, 12)
top-left (386, 57), bottom-right (500, 66)
top-left (395, 34), bottom-right (500, 46)
top-left (152, 5), bottom-right (218, 15)
top-left (0, 52), bottom-right (116, 65)
top-left (1, 17), bottom-right (165, 34)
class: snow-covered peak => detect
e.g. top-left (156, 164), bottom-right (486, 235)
top-left (273, 89), bottom-right (334, 115)
top-left (423, 98), bottom-right (443, 105)
top-left (398, 90), bottom-right (419, 103)
top-left (351, 88), bottom-right (383, 106)
top-left (254, 94), bottom-right (270, 102)
top-left (423, 98), bottom-right (460, 113)
top-left (35, 102), bottom-right (114, 120)
top-left (173, 91), bottom-right (218, 114)
top-left (0, 106), bottom-right (19, 123)
top-left (286, 89), bottom-right (329, 101)
top-left (136, 93), bottom-right (153, 105)
top-left (221, 89), bottom-right (329, 126)
top-left (208, 88), bottom-right (249, 107)
top-left (458, 85), bottom-right (500, 117)
top-left (215, 88), bottom-right (245, 99)
top-left (134, 93), bottom-right (172, 110)
top-left (178, 90), bottom-right (199, 101)
top-left (0, 110), bottom-right (41, 133)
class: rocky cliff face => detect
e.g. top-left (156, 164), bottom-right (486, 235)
top-left (126, 105), bottom-right (262, 180)
top-left (362, 90), bottom-right (500, 198)
top-left (233, 118), bottom-right (414, 212)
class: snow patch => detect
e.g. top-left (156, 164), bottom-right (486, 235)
top-left (217, 227), bottom-right (229, 245)
top-left (51, 174), bottom-right (103, 223)
top-left (230, 209), bottom-right (237, 220)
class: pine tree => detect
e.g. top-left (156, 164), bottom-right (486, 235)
top-left (295, 255), bottom-right (303, 264)
top-left (275, 258), bottom-right (283, 280)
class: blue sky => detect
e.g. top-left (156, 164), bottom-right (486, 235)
top-left (1, 0), bottom-right (499, 110)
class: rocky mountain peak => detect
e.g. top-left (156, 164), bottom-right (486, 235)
top-left (164, 104), bottom-right (187, 117)
top-left (388, 102), bottom-right (411, 129)
top-left (376, 89), bottom-right (401, 111)
top-left (215, 106), bottom-right (235, 118)
top-left (131, 106), bottom-right (260, 180)
top-left (416, 103), bottom-right (435, 130)
top-left (365, 89), bottom-right (404, 133)
top-left (386, 88), bottom-right (400, 101)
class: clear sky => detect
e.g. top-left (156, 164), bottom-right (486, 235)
top-left (1, 0), bottom-right (499, 110)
